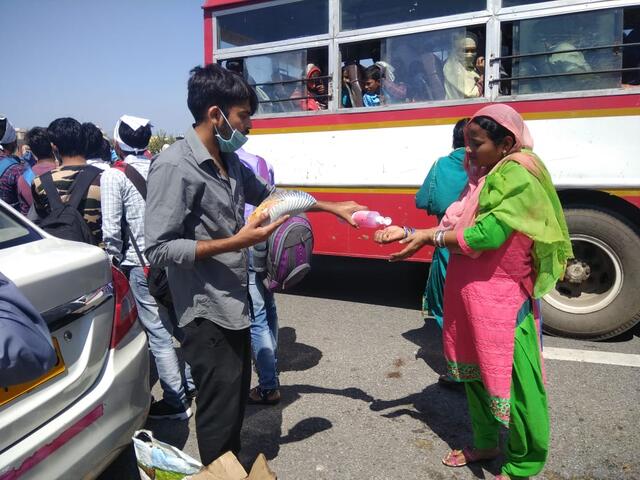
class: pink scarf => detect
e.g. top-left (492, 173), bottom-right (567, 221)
top-left (439, 104), bottom-right (539, 233)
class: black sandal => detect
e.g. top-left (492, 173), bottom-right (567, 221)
top-left (248, 386), bottom-right (281, 405)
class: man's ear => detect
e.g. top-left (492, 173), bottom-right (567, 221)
top-left (207, 105), bottom-right (221, 125)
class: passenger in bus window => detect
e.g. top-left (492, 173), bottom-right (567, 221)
top-left (342, 62), bottom-right (366, 108)
top-left (287, 63), bottom-right (328, 111)
top-left (363, 65), bottom-right (382, 107)
top-left (443, 32), bottom-right (484, 99)
top-left (304, 63), bottom-right (328, 110)
top-left (411, 52), bottom-right (446, 101)
top-left (341, 66), bottom-right (355, 108)
top-left (376, 61), bottom-right (409, 103)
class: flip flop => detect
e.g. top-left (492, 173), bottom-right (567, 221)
top-left (442, 447), bottom-right (500, 467)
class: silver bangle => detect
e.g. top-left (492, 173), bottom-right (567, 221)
top-left (435, 230), bottom-right (446, 248)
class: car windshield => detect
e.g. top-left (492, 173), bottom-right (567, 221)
top-left (0, 207), bottom-right (41, 249)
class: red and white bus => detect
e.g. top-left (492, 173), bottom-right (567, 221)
top-left (202, 0), bottom-right (640, 340)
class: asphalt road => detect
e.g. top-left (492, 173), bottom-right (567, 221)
top-left (141, 255), bottom-right (640, 480)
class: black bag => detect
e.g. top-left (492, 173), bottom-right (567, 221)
top-left (114, 161), bottom-right (173, 309)
top-left (38, 166), bottom-right (101, 245)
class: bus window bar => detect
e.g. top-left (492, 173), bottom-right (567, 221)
top-left (490, 67), bottom-right (640, 84)
top-left (251, 75), bottom-right (332, 87)
top-left (258, 94), bottom-right (332, 104)
top-left (490, 42), bottom-right (640, 64)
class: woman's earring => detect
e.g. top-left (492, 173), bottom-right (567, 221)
top-left (502, 150), bottom-right (507, 157)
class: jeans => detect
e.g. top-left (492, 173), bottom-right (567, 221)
top-left (248, 268), bottom-right (279, 390)
top-left (128, 266), bottom-right (194, 407)
top-left (181, 319), bottom-right (251, 465)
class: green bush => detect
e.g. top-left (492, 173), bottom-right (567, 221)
top-left (148, 132), bottom-right (177, 154)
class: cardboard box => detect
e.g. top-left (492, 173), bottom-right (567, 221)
top-left (189, 452), bottom-right (276, 480)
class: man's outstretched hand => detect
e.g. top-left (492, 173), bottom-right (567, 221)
top-left (313, 200), bottom-right (368, 228)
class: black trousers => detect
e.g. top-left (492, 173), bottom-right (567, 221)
top-left (181, 318), bottom-right (251, 465)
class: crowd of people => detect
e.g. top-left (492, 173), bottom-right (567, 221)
top-left (0, 60), bottom-right (574, 479)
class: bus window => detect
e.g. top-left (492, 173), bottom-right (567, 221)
top-left (216, 0), bottom-right (328, 49)
top-left (339, 26), bottom-right (486, 108)
top-left (498, 9), bottom-right (624, 95)
top-left (502, 0), bottom-right (556, 7)
top-left (623, 8), bottom-right (640, 86)
top-left (341, 0), bottom-right (484, 31)
top-left (243, 48), bottom-right (330, 115)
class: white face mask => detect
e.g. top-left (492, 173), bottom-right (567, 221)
top-left (461, 37), bottom-right (478, 69)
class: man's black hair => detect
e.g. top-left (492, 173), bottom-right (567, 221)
top-left (100, 138), bottom-right (113, 163)
top-left (118, 121), bottom-right (152, 152)
top-left (364, 65), bottom-right (381, 81)
top-left (82, 122), bottom-right (104, 159)
top-left (187, 63), bottom-right (258, 123)
top-left (25, 127), bottom-right (54, 160)
top-left (453, 117), bottom-right (470, 149)
top-left (47, 117), bottom-right (86, 157)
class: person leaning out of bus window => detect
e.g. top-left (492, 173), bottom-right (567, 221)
top-left (363, 65), bottom-right (383, 107)
top-left (443, 32), bottom-right (484, 99)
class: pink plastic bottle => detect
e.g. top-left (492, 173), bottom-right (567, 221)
top-left (351, 210), bottom-right (392, 228)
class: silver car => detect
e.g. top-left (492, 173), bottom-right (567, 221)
top-left (0, 201), bottom-right (150, 479)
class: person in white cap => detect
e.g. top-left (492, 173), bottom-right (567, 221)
top-left (101, 115), bottom-right (195, 420)
top-left (0, 115), bottom-right (29, 214)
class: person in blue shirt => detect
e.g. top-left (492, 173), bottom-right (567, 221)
top-left (363, 65), bottom-right (382, 107)
top-left (0, 271), bottom-right (57, 387)
top-left (415, 118), bottom-right (469, 383)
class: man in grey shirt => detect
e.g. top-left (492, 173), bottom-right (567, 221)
top-left (145, 64), bottom-right (364, 464)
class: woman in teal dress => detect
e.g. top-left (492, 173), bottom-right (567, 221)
top-left (415, 118), bottom-right (469, 328)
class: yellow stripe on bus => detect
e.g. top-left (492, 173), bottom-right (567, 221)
top-left (252, 107), bottom-right (640, 135)
top-left (282, 186), bottom-right (640, 197)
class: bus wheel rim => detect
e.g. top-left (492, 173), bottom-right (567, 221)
top-left (544, 234), bottom-right (623, 315)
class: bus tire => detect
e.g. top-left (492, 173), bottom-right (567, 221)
top-left (541, 207), bottom-right (640, 340)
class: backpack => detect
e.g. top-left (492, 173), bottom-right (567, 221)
top-left (0, 156), bottom-right (19, 178)
top-left (253, 214), bottom-right (314, 292)
top-left (21, 166), bottom-right (35, 186)
top-left (38, 166), bottom-right (101, 245)
top-left (112, 161), bottom-right (173, 309)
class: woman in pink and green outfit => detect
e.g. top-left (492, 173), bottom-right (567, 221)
top-left (375, 104), bottom-right (572, 479)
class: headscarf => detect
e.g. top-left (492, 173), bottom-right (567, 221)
top-left (304, 64), bottom-right (325, 110)
top-left (440, 104), bottom-right (537, 231)
top-left (440, 104), bottom-right (573, 297)
top-left (306, 64), bottom-right (321, 90)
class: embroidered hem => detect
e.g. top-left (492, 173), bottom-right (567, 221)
top-left (447, 361), bottom-right (511, 425)
top-left (447, 361), bottom-right (481, 381)
top-left (490, 396), bottom-right (511, 426)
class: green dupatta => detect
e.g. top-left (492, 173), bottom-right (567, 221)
top-left (475, 151), bottom-right (573, 298)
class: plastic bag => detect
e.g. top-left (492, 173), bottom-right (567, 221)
top-left (133, 430), bottom-right (203, 480)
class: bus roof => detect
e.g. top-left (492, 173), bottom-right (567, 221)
top-left (202, 0), bottom-right (259, 9)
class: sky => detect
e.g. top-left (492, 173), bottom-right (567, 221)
top-left (2, 0), bottom-right (204, 136)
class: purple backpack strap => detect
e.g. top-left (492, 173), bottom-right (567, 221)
top-left (255, 156), bottom-right (272, 186)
